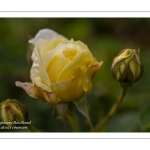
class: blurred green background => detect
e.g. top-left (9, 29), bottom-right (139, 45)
top-left (0, 18), bottom-right (150, 132)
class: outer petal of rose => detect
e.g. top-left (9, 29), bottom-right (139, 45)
top-left (29, 28), bottom-right (67, 45)
top-left (82, 61), bottom-right (103, 94)
top-left (15, 81), bottom-right (44, 99)
top-left (30, 45), bottom-right (51, 92)
top-left (15, 81), bottom-right (61, 104)
top-left (35, 38), bottom-right (68, 60)
top-left (39, 89), bottom-right (61, 104)
top-left (50, 67), bottom-right (85, 102)
top-left (30, 49), bottom-right (49, 91)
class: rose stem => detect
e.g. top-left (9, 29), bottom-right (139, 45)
top-left (87, 117), bottom-right (94, 132)
top-left (66, 113), bottom-right (81, 132)
top-left (94, 87), bottom-right (128, 131)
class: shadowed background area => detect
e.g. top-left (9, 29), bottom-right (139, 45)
top-left (0, 18), bottom-right (150, 132)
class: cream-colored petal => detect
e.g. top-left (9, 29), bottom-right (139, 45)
top-left (39, 89), bottom-right (61, 104)
top-left (46, 53), bottom-right (70, 83)
top-left (36, 39), bottom-right (54, 60)
top-left (15, 81), bottom-right (61, 104)
top-left (82, 61), bottom-right (103, 93)
top-left (57, 49), bottom-right (94, 82)
top-left (50, 67), bottom-right (85, 102)
top-left (44, 43), bottom-right (85, 83)
top-left (31, 45), bottom-right (51, 89)
top-left (70, 40), bottom-right (88, 51)
top-left (36, 38), bottom-right (68, 61)
top-left (15, 81), bottom-right (44, 99)
top-left (43, 44), bottom-right (76, 69)
top-left (30, 51), bottom-right (41, 83)
top-left (29, 28), bottom-right (67, 45)
top-left (35, 82), bottom-right (52, 92)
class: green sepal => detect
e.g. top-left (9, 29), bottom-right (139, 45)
top-left (73, 97), bottom-right (89, 119)
top-left (54, 102), bottom-right (69, 116)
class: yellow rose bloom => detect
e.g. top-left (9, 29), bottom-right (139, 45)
top-left (16, 29), bottom-right (103, 104)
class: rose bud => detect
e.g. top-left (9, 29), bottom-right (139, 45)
top-left (0, 99), bottom-right (28, 126)
top-left (16, 29), bottom-right (103, 104)
top-left (111, 48), bottom-right (144, 87)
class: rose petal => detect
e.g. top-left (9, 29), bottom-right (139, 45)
top-left (15, 81), bottom-right (44, 99)
top-left (50, 67), bottom-right (85, 102)
top-left (46, 53), bottom-right (70, 83)
top-left (71, 40), bottom-right (88, 50)
top-left (37, 38), bottom-right (68, 60)
top-left (31, 45), bottom-right (51, 91)
top-left (82, 61), bottom-right (103, 93)
top-left (15, 81), bottom-right (61, 104)
top-left (57, 49), bottom-right (94, 82)
top-left (50, 78), bottom-right (76, 102)
top-left (34, 82), bottom-right (52, 92)
top-left (39, 90), bottom-right (61, 104)
top-left (29, 28), bottom-right (67, 45)
top-left (43, 43), bottom-right (72, 68)
top-left (35, 39), bottom-right (55, 60)
top-left (44, 43), bottom-right (83, 83)
top-left (43, 43), bottom-right (81, 69)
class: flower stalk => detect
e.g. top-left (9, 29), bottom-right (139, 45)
top-left (87, 117), bottom-right (94, 132)
top-left (94, 87), bottom-right (128, 131)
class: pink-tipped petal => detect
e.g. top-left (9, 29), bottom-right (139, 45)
top-left (15, 81), bottom-right (61, 104)
top-left (15, 81), bottom-right (43, 99)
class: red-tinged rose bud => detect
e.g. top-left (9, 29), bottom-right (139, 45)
top-left (0, 99), bottom-right (28, 126)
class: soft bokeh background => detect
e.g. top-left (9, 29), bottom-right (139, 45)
top-left (0, 18), bottom-right (150, 132)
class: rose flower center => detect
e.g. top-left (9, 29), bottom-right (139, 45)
top-left (63, 49), bottom-right (78, 61)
